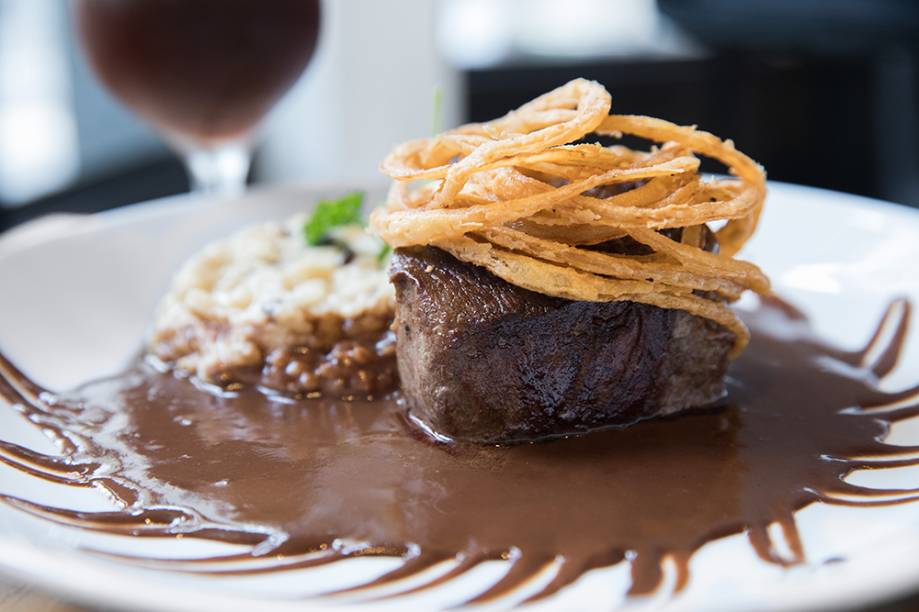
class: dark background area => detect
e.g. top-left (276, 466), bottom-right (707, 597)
top-left (466, 0), bottom-right (919, 208)
top-left (469, 56), bottom-right (878, 193)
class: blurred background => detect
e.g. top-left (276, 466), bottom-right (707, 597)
top-left (1, 0), bottom-right (918, 233)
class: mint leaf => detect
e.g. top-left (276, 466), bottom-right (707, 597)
top-left (303, 191), bottom-right (365, 246)
top-left (432, 85), bottom-right (443, 136)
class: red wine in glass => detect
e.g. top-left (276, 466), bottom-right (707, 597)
top-left (74, 0), bottom-right (321, 193)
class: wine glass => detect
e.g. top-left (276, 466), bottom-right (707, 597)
top-left (73, 0), bottom-right (321, 194)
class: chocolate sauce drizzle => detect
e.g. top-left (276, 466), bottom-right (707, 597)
top-left (1, 298), bottom-right (918, 606)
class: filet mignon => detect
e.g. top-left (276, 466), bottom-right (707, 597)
top-left (390, 236), bottom-right (734, 444)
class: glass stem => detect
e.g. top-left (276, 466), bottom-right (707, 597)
top-left (183, 142), bottom-right (252, 195)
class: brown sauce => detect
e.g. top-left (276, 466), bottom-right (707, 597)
top-left (223, 325), bottom-right (397, 397)
top-left (0, 298), bottom-right (918, 605)
top-left (152, 311), bottom-right (398, 398)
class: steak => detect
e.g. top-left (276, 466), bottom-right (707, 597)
top-left (390, 235), bottom-right (734, 444)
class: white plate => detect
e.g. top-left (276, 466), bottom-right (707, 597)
top-left (0, 182), bottom-right (918, 612)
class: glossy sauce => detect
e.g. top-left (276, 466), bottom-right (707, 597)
top-left (0, 298), bottom-right (918, 605)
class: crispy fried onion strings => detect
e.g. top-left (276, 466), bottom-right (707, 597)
top-left (371, 79), bottom-right (769, 356)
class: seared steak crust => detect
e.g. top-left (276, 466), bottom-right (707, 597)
top-left (390, 245), bottom-right (734, 443)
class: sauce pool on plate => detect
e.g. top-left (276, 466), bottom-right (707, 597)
top-left (0, 298), bottom-right (918, 604)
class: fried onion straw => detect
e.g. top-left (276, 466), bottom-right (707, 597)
top-left (371, 79), bottom-right (769, 356)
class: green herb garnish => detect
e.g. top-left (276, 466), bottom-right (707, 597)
top-left (377, 243), bottom-right (392, 263)
top-left (432, 85), bottom-right (443, 136)
top-left (303, 191), bottom-right (365, 246)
